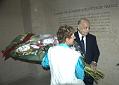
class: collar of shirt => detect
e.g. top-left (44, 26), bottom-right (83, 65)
top-left (78, 31), bottom-right (86, 41)
top-left (78, 31), bottom-right (86, 52)
top-left (57, 43), bottom-right (70, 48)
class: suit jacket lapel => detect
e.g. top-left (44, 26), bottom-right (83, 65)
top-left (74, 31), bottom-right (81, 44)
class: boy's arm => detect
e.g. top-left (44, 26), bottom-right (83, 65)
top-left (41, 53), bottom-right (50, 70)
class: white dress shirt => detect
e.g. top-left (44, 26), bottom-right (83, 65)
top-left (78, 31), bottom-right (86, 52)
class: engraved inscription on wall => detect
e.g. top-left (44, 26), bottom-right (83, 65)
top-left (54, 4), bottom-right (118, 33)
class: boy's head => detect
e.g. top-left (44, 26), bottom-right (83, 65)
top-left (57, 25), bottom-right (75, 45)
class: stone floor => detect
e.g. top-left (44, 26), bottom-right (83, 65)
top-left (6, 74), bottom-right (50, 85)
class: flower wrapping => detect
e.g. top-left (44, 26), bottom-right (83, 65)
top-left (1, 33), bottom-right (58, 64)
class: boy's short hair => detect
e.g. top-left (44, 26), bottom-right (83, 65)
top-left (57, 25), bottom-right (75, 43)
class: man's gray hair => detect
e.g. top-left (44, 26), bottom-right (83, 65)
top-left (77, 18), bottom-right (90, 25)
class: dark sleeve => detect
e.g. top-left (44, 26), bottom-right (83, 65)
top-left (93, 36), bottom-right (100, 63)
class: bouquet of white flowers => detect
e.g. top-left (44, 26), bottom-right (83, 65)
top-left (1, 33), bottom-right (58, 64)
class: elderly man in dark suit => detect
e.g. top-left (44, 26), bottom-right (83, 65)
top-left (74, 18), bottom-right (100, 85)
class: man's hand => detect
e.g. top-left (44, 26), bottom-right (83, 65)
top-left (91, 61), bottom-right (97, 71)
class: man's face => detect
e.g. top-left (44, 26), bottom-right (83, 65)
top-left (78, 20), bottom-right (90, 36)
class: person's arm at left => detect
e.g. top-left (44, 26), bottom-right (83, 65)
top-left (75, 56), bottom-right (85, 80)
top-left (93, 36), bottom-right (100, 63)
top-left (91, 36), bottom-right (100, 70)
top-left (41, 52), bottom-right (50, 70)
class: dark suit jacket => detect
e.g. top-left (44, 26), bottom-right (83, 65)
top-left (74, 31), bottom-right (100, 64)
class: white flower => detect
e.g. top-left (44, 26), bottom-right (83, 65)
top-left (16, 44), bottom-right (30, 52)
top-left (31, 45), bottom-right (39, 49)
top-left (43, 38), bottom-right (54, 46)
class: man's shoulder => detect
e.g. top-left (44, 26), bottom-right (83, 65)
top-left (87, 33), bottom-right (96, 38)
